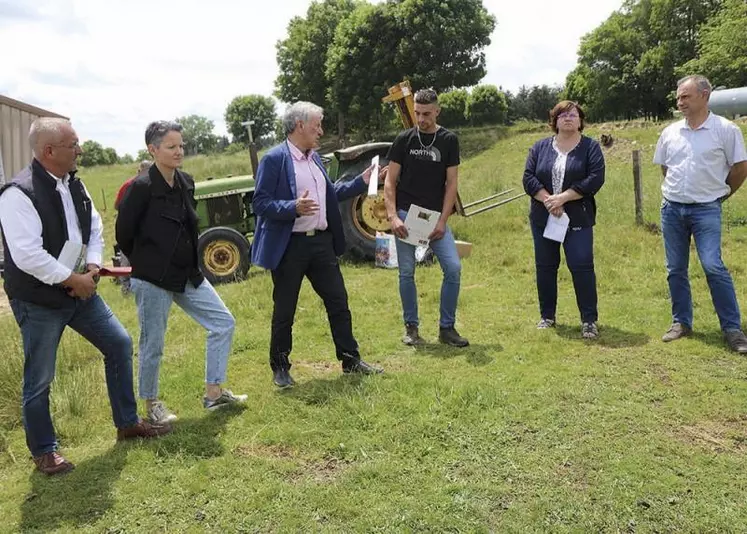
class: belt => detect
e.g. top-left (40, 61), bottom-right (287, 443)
top-left (292, 229), bottom-right (327, 236)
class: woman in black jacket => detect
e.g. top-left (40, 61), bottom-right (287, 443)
top-left (116, 121), bottom-right (246, 425)
top-left (522, 101), bottom-right (606, 338)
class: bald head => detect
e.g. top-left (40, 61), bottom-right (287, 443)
top-left (29, 118), bottom-right (81, 176)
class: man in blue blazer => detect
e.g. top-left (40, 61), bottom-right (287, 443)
top-left (251, 101), bottom-right (384, 388)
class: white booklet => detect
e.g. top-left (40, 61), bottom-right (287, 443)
top-left (367, 155), bottom-right (380, 197)
top-left (58, 241), bottom-right (87, 273)
top-left (402, 204), bottom-right (440, 247)
top-left (543, 213), bottom-right (570, 243)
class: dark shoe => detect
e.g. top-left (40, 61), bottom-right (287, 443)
top-left (117, 419), bottom-right (172, 441)
top-left (662, 322), bottom-right (692, 342)
top-left (272, 368), bottom-right (296, 388)
top-left (439, 327), bottom-right (469, 347)
top-left (725, 330), bottom-right (747, 354)
top-left (536, 318), bottom-right (556, 329)
top-left (581, 322), bottom-right (599, 339)
top-left (342, 358), bottom-right (383, 375)
top-left (33, 451), bottom-right (74, 476)
top-left (402, 323), bottom-right (425, 345)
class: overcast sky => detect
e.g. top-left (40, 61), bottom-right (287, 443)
top-left (0, 0), bottom-right (622, 157)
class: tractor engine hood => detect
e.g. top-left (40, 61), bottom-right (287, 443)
top-left (194, 175), bottom-right (255, 200)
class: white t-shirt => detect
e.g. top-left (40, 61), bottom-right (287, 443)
top-left (653, 113), bottom-right (747, 203)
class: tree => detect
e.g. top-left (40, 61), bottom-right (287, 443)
top-left (390, 0), bottom-right (496, 92)
top-left (466, 85), bottom-right (507, 125)
top-left (136, 149), bottom-right (151, 162)
top-left (120, 154), bottom-right (134, 165)
top-left (678, 0), bottom-right (747, 88)
top-left (275, 0), bottom-right (359, 133)
top-left (563, 0), bottom-right (722, 121)
top-left (527, 85), bottom-right (563, 122)
top-left (324, 0), bottom-right (496, 133)
top-left (79, 140), bottom-right (107, 167)
top-left (506, 86), bottom-right (532, 123)
top-left (224, 95), bottom-right (277, 145)
top-left (176, 114), bottom-right (219, 156)
top-left (325, 2), bottom-right (401, 134)
top-left (79, 141), bottom-right (119, 167)
top-left (103, 147), bottom-right (118, 165)
top-left (438, 89), bottom-right (469, 127)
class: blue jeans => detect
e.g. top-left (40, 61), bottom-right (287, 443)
top-left (10, 295), bottom-right (138, 457)
top-left (131, 278), bottom-right (236, 399)
top-left (661, 199), bottom-right (741, 332)
top-left (531, 223), bottom-right (598, 323)
top-left (395, 210), bottom-right (461, 328)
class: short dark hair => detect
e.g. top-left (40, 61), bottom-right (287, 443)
top-left (145, 120), bottom-right (183, 147)
top-left (549, 101), bottom-right (585, 133)
top-left (414, 88), bottom-right (438, 105)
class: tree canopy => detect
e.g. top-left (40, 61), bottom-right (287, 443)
top-left (275, 0), bottom-right (495, 135)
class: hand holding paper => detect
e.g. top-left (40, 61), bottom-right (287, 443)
top-left (402, 204), bottom-right (440, 246)
top-left (543, 212), bottom-right (570, 243)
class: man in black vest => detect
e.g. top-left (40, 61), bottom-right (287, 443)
top-left (0, 118), bottom-right (170, 476)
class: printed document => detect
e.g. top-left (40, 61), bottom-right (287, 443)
top-left (402, 204), bottom-right (440, 247)
top-left (543, 213), bottom-right (570, 243)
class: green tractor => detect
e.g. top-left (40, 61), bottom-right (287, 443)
top-left (192, 141), bottom-right (393, 284)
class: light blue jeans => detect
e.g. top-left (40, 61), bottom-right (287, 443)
top-left (131, 278), bottom-right (236, 399)
top-left (661, 199), bottom-right (741, 332)
top-left (394, 209), bottom-right (461, 328)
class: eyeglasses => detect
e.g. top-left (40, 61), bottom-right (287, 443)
top-left (50, 142), bottom-right (80, 149)
top-left (558, 112), bottom-right (579, 119)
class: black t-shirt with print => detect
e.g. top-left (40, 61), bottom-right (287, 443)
top-left (386, 126), bottom-right (460, 212)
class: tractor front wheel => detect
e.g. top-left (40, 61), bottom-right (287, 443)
top-left (197, 227), bottom-right (250, 285)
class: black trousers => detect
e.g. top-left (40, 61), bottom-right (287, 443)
top-left (269, 231), bottom-right (359, 368)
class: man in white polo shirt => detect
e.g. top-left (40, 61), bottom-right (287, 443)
top-left (654, 74), bottom-right (747, 352)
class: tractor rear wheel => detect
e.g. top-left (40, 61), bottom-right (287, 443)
top-left (197, 227), bottom-right (250, 284)
top-left (339, 157), bottom-right (391, 260)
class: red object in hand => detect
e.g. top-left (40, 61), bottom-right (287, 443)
top-left (98, 266), bottom-right (132, 277)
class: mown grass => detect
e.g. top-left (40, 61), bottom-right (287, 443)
top-left (2, 121), bottom-right (747, 532)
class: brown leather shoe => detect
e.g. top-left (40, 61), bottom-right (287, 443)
top-left (33, 451), bottom-right (75, 476)
top-left (117, 419), bottom-right (172, 441)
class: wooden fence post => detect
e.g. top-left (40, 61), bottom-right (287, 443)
top-left (632, 150), bottom-right (643, 225)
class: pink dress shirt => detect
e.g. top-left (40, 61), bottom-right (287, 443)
top-left (288, 140), bottom-right (328, 232)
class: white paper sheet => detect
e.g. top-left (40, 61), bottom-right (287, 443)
top-left (402, 204), bottom-right (440, 247)
top-left (368, 155), bottom-right (380, 197)
top-left (58, 241), bottom-right (87, 273)
top-left (543, 213), bottom-right (570, 243)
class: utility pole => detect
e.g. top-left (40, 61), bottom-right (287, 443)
top-left (241, 118), bottom-right (259, 176)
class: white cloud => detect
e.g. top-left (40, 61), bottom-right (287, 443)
top-left (0, 0), bottom-right (622, 157)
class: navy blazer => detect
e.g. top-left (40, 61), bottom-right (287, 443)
top-left (251, 142), bottom-right (367, 271)
top-left (522, 136), bottom-right (605, 228)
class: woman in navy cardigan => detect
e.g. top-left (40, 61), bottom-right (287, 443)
top-left (522, 101), bottom-right (605, 338)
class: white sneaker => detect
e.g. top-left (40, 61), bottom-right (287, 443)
top-left (203, 389), bottom-right (248, 410)
top-left (147, 400), bottom-right (178, 425)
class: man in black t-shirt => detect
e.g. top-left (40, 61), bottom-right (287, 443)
top-left (384, 88), bottom-right (469, 347)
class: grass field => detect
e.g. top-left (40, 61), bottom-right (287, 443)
top-left (2, 121), bottom-right (747, 532)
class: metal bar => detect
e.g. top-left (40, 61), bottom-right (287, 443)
top-left (462, 193), bottom-right (524, 217)
top-left (461, 189), bottom-right (516, 209)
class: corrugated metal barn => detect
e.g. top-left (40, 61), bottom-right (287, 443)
top-left (0, 94), bottom-right (69, 182)
top-left (0, 95), bottom-right (68, 266)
